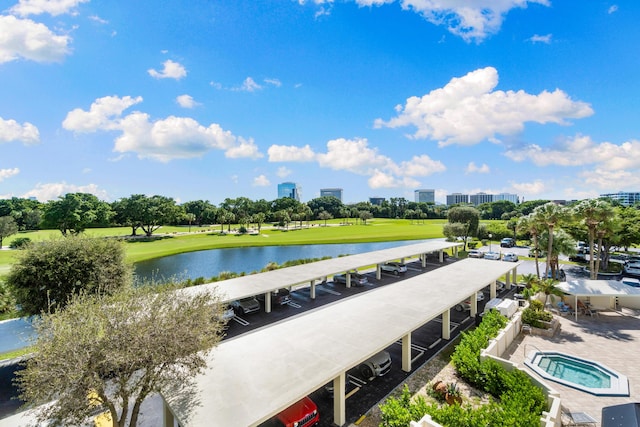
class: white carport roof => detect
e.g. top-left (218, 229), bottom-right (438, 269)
top-left (182, 240), bottom-right (461, 302)
top-left (164, 258), bottom-right (519, 427)
top-left (556, 279), bottom-right (640, 297)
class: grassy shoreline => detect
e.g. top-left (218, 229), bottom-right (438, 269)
top-left (0, 219), bottom-right (448, 272)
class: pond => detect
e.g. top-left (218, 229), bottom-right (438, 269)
top-left (134, 239), bottom-right (432, 283)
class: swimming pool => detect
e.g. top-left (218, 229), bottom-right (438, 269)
top-left (525, 351), bottom-right (629, 396)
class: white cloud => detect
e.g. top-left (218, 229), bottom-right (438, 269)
top-left (253, 174), bottom-right (270, 186)
top-left (375, 67), bottom-right (593, 146)
top-left (353, 0), bottom-right (549, 42)
top-left (504, 134), bottom-right (640, 171)
top-left (176, 94), bottom-right (199, 109)
top-left (264, 78), bottom-right (282, 87)
top-left (268, 144), bottom-right (316, 162)
top-left (528, 33), bottom-right (552, 44)
top-left (63, 95), bottom-right (143, 132)
top-left (22, 182), bottom-right (109, 202)
top-left (466, 161), bottom-right (490, 174)
top-left (10, 0), bottom-right (88, 16)
top-left (148, 59), bottom-right (187, 80)
top-left (270, 137), bottom-right (445, 189)
top-left (233, 77), bottom-right (262, 92)
top-left (89, 15), bottom-right (108, 24)
top-left (63, 95), bottom-right (261, 162)
top-left (579, 168), bottom-right (640, 191)
top-left (276, 166), bottom-right (292, 178)
top-left (608, 5), bottom-right (618, 14)
top-left (509, 179), bottom-right (546, 195)
top-left (317, 138), bottom-right (391, 173)
top-left (0, 15), bottom-right (71, 63)
top-left (0, 168), bottom-right (20, 182)
top-left (0, 117), bottom-right (40, 144)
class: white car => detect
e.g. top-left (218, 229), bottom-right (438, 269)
top-left (484, 251), bottom-right (500, 260)
top-left (502, 252), bottom-right (518, 262)
top-left (623, 262), bottom-right (640, 277)
top-left (468, 249), bottom-right (484, 258)
top-left (380, 262), bottom-right (408, 275)
top-left (455, 292), bottom-right (485, 311)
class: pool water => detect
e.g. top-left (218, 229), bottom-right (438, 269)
top-left (537, 355), bottom-right (611, 389)
top-left (525, 351), bottom-right (629, 396)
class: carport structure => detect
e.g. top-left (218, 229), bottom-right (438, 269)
top-left (556, 279), bottom-right (640, 321)
top-left (183, 240), bottom-right (462, 313)
top-left (162, 258), bottom-right (520, 427)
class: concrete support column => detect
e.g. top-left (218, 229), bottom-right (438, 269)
top-left (454, 246), bottom-right (459, 257)
top-left (512, 266), bottom-right (518, 285)
top-left (333, 372), bottom-right (346, 426)
top-left (439, 250), bottom-right (444, 263)
top-left (346, 273), bottom-right (351, 289)
top-left (310, 281), bottom-right (316, 299)
top-left (401, 257), bottom-right (405, 264)
top-left (163, 400), bottom-right (174, 427)
top-left (401, 333), bottom-right (412, 372)
top-left (376, 265), bottom-right (381, 280)
top-left (506, 270), bottom-right (512, 289)
top-left (421, 253), bottom-right (426, 268)
top-left (265, 292), bottom-right (272, 313)
top-left (470, 295), bottom-right (477, 317)
top-left (490, 280), bottom-right (496, 299)
top-left (442, 310), bottom-right (451, 340)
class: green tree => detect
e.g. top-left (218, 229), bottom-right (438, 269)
top-left (112, 194), bottom-right (145, 236)
top-left (359, 210), bottom-right (373, 224)
top-left (0, 215), bottom-right (19, 248)
top-left (533, 203), bottom-right (569, 279)
top-left (134, 195), bottom-right (180, 237)
top-left (442, 222), bottom-right (468, 244)
top-left (446, 206), bottom-right (480, 251)
top-left (317, 209), bottom-right (333, 226)
top-left (537, 278), bottom-right (564, 308)
top-left (7, 236), bottom-right (131, 315)
top-left (307, 196), bottom-right (344, 218)
top-left (518, 214), bottom-right (545, 278)
top-left (182, 200), bottom-right (217, 226)
top-left (16, 283), bottom-right (226, 427)
top-left (43, 193), bottom-right (113, 235)
top-left (573, 199), bottom-right (615, 279)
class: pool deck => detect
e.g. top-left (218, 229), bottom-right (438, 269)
top-left (503, 308), bottom-right (640, 426)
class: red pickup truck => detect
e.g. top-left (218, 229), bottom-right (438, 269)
top-left (276, 396), bottom-right (319, 427)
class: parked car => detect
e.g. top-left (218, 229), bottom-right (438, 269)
top-left (333, 272), bottom-right (368, 286)
top-left (545, 269), bottom-right (567, 281)
top-left (276, 396), bottom-right (319, 427)
top-left (380, 262), bottom-right (408, 275)
top-left (500, 238), bottom-right (515, 248)
top-left (257, 288), bottom-right (291, 306)
top-left (230, 297), bottom-right (260, 315)
top-left (528, 248), bottom-right (546, 258)
top-left (623, 262), bottom-right (640, 278)
top-left (502, 252), bottom-right (518, 262)
top-left (468, 249), bottom-right (484, 258)
top-left (359, 350), bottom-right (392, 379)
top-left (484, 251), bottom-right (500, 260)
top-left (621, 277), bottom-right (640, 287)
top-left (455, 292), bottom-right (485, 312)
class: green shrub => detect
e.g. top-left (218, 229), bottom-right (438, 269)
top-left (9, 237), bottom-right (31, 249)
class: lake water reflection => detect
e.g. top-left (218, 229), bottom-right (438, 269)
top-left (134, 239), bottom-right (430, 282)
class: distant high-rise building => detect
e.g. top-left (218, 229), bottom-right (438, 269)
top-left (446, 193), bottom-right (469, 205)
top-left (494, 193), bottom-right (519, 204)
top-left (277, 182), bottom-right (301, 201)
top-left (600, 191), bottom-right (640, 206)
top-left (369, 197), bottom-right (385, 206)
top-left (470, 192), bottom-right (493, 206)
top-left (414, 189), bottom-right (435, 204)
top-left (320, 188), bottom-right (343, 202)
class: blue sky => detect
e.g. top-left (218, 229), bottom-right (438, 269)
top-left (1, 0), bottom-right (639, 205)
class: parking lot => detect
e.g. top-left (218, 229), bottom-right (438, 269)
top-left (216, 255), bottom-right (518, 427)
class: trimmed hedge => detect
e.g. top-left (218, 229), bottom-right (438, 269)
top-left (379, 310), bottom-right (547, 427)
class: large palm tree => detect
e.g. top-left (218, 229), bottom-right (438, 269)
top-left (573, 199), bottom-right (614, 279)
top-left (538, 278), bottom-right (565, 309)
top-left (518, 214), bottom-right (544, 278)
top-left (533, 203), bottom-right (569, 279)
top-left (538, 229), bottom-right (576, 279)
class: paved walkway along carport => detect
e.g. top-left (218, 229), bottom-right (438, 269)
top-left (163, 258), bottom-right (519, 427)
top-left (503, 310), bottom-right (640, 426)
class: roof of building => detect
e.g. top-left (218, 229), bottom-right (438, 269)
top-left (165, 257), bottom-right (519, 427)
top-left (182, 240), bottom-right (462, 303)
top-left (557, 279), bottom-right (640, 297)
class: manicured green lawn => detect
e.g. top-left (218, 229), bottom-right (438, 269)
top-left (0, 219), bottom-right (448, 272)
